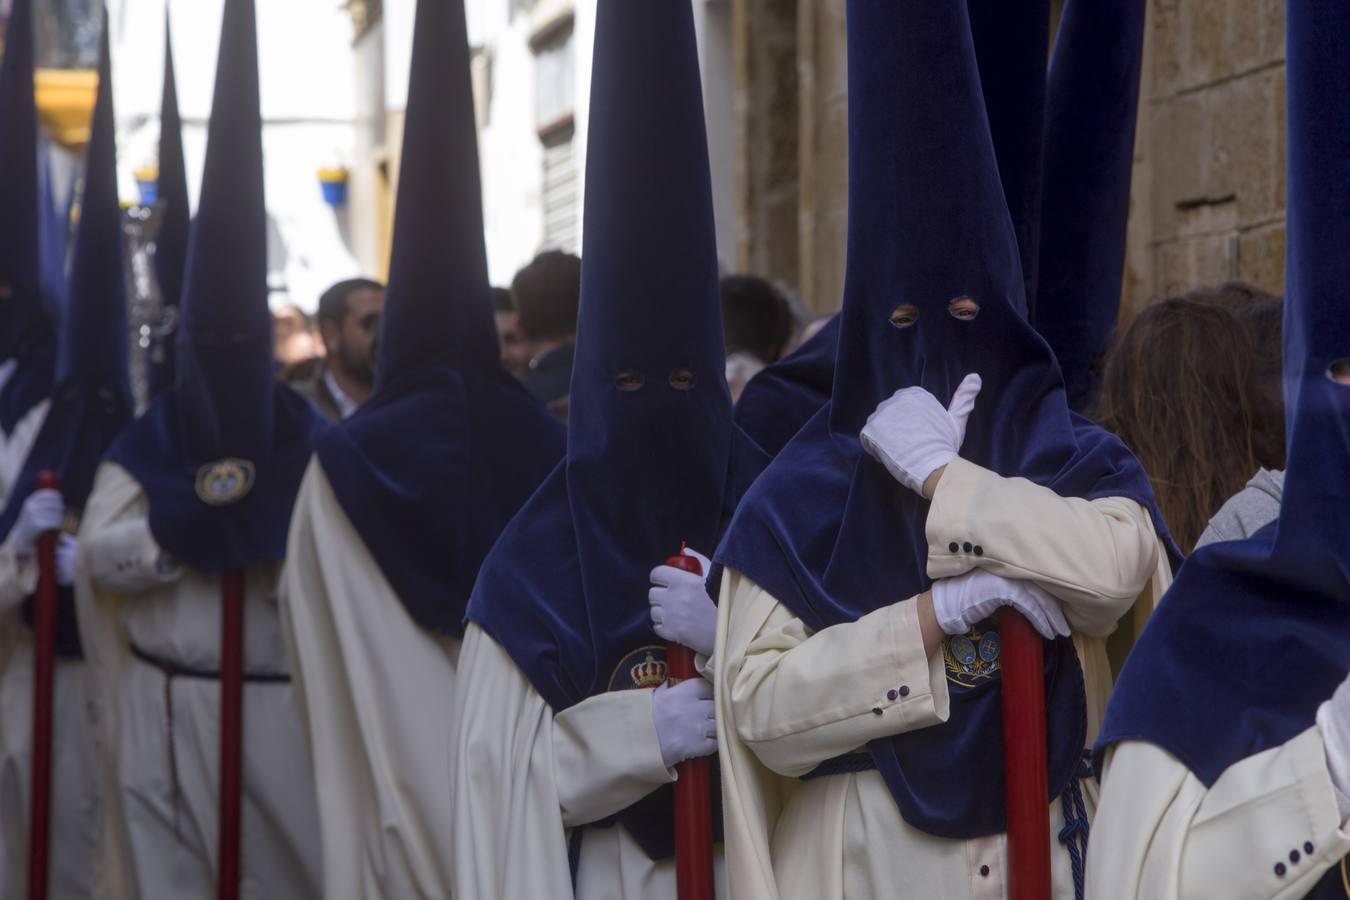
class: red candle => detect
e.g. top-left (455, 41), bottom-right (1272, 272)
top-left (27, 470), bottom-right (60, 900)
top-left (664, 544), bottom-right (714, 900)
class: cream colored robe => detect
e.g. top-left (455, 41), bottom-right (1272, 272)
top-left (1086, 728), bottom-right (1350, 897)
top-left (76, 462), bottom-right (321, 900)
top-left (715, 457), bottom-right (1171, 900)
top-left (279, 460), bottom-right (461, 899)
top-left (452, 621), bottom-right (728, 900)
top-left (0, 532), bottom-right (99, 899)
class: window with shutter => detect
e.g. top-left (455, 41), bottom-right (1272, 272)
top-left (534, 20), bottom-right (577, 252)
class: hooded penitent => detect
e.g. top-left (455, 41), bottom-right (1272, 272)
top-left (728, 0), bottom-right (1052, 500)
top-left (149, 13), bottom-right (190, 397)
top-left (103, 0), bottom-right (321, 574)
top-left (0, 0), bottom-right (56, 436)
top-left (1034, 0), bottom-right (1147, 413)
top-left (466, 0), bottom-right (732, 858)
top-left (0, 12), bottom-right (133, 656)
top-left (1099, 11), bottom-right (1350, 898)
top-left (717, 0), bottom-right (1167, 839)
top-left (313, 0), bottom-right (563, 636)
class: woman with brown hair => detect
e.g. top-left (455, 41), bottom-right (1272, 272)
top-left (1097, 294), bottom-right (1268, 554)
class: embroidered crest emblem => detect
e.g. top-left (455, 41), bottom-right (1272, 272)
top-left (194, 459), bottom-right (256, 506)
top-left (943, 623), bottom-right (1001, 688)
top-left (608, 645), bottom-right (668, 691)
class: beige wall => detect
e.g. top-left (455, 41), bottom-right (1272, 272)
top-left (733, 0), bottom-right (1288, 321)
top-left (1128, 0), bottom-right (1285, 318)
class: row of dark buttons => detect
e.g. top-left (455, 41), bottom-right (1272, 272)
top-left (871, 685), bottom-right (912, 715)
top-left (948, 541), bottom-right (984, 556)
top-left (1274, 842), bottom-right (1316, 877)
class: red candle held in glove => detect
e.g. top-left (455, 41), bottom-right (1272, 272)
top-left (664, 544), bottom-right (715, 900)
top-left (27, 470), bottom-right (61, 900)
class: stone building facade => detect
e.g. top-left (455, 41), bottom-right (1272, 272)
top-left (733, 0), bottom-right (1288, 320)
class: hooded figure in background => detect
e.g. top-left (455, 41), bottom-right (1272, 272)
top-left (712, 2), bottom-right (1170, 898)
top-left (451, 1), bottom-right (732, 896)
top-left (1034, 0), bottom-right (1147, 417)
top-left (1089, 1), bottom-right (1350, 895)
top-left (729, 314), bottom-right (839, 503)
top-left (279, 0), bottom-right (564, 893)
top-left (0, 15), bottom-right (130, 897)
top-left (1033, 0), bottom-right (1161, 676)
top-left (0, 0), bottom-right (58, 500)
top-left (74, 1), bottom-right (324, 896)
top-left (36, 130), bottom-right (70, 335)
top-left (148, 14), bottom-right (189, 400)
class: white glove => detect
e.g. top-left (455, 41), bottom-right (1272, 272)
top-left (1318, 673), bottom-right (1350, 823)
top-left (932, 569), bottom-right (1071, 640)
top-left (649, 547), bottom-right (717, 658)
top-left (860, 373), bottom-right (982, 495)
top-left (55, 534), bottom-right (78, 587)
top-left (651, 677), bottom-right (717, 768)
top-left (10, 489), bottom-right (64, 557)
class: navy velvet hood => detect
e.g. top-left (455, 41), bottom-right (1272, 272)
top-left (467, 0), bottom-right (732, 859)
top-left (729, 314), bottom-right (838, 503)
top-left (1099, 0), bottom-right (1350, 803)
top-left (314, 0), bottom-right (563, 636)
top-left (37, 132), bottom-right (69, 316)
top-left (0, 15), bottom-right (133, 656)
top-left (0, 0), bottom-right (56, 436)
top-left (717, 0), bottom-right (1165, 839)
top-left (968, 0), bottom-right (1050, 308)
top-left (148, 15), bottom-right (189, 398)
top-left (103, 0), bottom-right (321, 575)
top-left (1034, 0), bottom-right (1146, 413)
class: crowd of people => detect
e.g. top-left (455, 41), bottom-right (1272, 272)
top-left (0, 0), bottom-right (1348, 898)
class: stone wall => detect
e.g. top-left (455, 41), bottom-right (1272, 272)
top-left (733, 0), bottom-right (1289, 320)
top-left (1129, 0), bottom-right (1285, 317)
top-left (732, 0), bottom-right (801, 298)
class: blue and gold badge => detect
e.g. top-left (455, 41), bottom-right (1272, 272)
top-left (608, 645), bottom-right (668, 691)
top-left (943, 623), bottom-right (1001, 688)
top-left (194, 459), bottom-right (255, 506)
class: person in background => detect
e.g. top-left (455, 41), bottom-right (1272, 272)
top-left (76, 2), bottom-right (323, 894)
top-left (451, 2), bottom-right (728, 893)
top-left (0, 18), bottom-right (129, 896)
top-left (1238, 297), bottom-right (1287, 471)
top-left (1185, 279), bottom-right (1278, 313)
top-left (1089, 4), bottom-right (1350, 890)
top-left (720, 274), bottom-right (797, 402)
top-left (286, 278), bottom-right (384, 421)
top-left (272, 304), bottom-right (320, 367)
top-left (1194, 296), bottom-right (1287, 550)
top-left (1187, 283), bottom-right (1285, 469)
top-left (1097, 294), bottom-right (1269, 553)
top-left (513, 249), bottom-right (581, 418)
top-left (795, 315), bottom-right (833, 350)
top-left (278, 0), bottom-right (563, 892)
top-left (0, 0), bottom-right (57, 507)
top-left (492, 285), bottom-right (529, 377)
